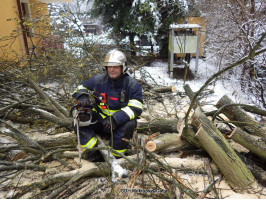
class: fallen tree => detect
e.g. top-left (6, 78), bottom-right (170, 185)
top-left (192, 107), bottom-right (255, 190)
top-left (180, 84), bottom-right (266, 189)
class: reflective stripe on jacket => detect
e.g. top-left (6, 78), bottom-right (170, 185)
top-left (72, 74), bottom-right (143, 126)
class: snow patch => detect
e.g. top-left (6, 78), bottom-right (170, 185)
top-left (111, 159), bottom-right (128, 182)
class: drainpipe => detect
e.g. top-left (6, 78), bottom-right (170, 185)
top-left (17, 24), bottom-right (25, 58)
top-left (16, 0), bottom-right (29, 55)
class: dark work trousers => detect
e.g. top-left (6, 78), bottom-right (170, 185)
top-left (77, 110), bottom-right (136, 152)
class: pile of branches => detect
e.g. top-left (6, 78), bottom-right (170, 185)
top-left (1, 70), bottom-right (266, 199)
top-left (0, 32), bottom-right (265, 199)
top-left (0, 54), bottom-right (199, 199)
top-left (0, 67), bottom-right (199, 198)
top-left (1, 64), bottom-right (266, 199)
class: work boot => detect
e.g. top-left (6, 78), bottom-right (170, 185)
top-left (81, 149), bottom-right (104, 162)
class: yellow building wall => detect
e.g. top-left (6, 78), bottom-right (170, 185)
top-left (0, 0), bottom-right (50, 61)
top-left (0, 0), bottom-right (21, 60)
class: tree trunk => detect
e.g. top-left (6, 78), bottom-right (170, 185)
top-left (216, 95), bottom-right (266, 138)
top-left (129, 33), bottom-right (136, 56)
top-left (192, 107), bottom-right (254, 190)
top-left (229, 127), bottom-right (266, 160)
top-left (145, 133), bottom-right (193, 153)
top-left (137, 119), bottom-right (179, 133)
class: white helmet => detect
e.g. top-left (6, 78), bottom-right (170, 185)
top-left (103, 49), bottom-right (128, 73)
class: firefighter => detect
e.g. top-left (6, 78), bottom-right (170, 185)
top-left (72, 49), bottom-right (143, 161)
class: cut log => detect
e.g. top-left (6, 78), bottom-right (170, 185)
top-left (137, 119), bottom-right (179, 133)
top-left (154, 85), bottom-right (176, 93)
top-left (229, 127), bottom-right (266, 160)
top-left (192, 107), bottom-right (254, 190)
top-left (145, 133), bottom-right (193, 153)
top-left (216, 95), bottom-right (266, 138)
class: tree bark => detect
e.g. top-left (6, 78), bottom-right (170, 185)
top-left (137, 119), bottom-right (179, 133)
top-left (181, 125), bottom-right (204, 150)
top-left (229, 127), bottom-right (266, 160)
top-left (216, 95), bottom-right (266, 138)
top-left (28, 108), bottom-right (72, 127)
top-left (242, 105), bottom-right (266, 116)
top-left (192, 108), bottom-right (254, 190)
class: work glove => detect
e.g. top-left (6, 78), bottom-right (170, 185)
top-left (102, 116), bottom-right (117, 133)
top-left (77, 94), bottom-right (91, 108)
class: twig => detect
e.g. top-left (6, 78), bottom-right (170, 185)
top-left (204, 158), bottom-right (219, 198)
top-left (197, 177), bottom-right (220, 199)
top-left (11, 170), bottom-right (25, 199)
top-left (0, 160), bottom-right (46, 172)
top-left (0, 98), bottom-right (33, 113)
top-left (76, 182), bottom-right (106, 199)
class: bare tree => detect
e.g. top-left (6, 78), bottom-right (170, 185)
top-left (196, 0), bottom-right (265, 108)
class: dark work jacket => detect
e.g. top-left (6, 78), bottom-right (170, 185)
top-left (72, 73), bottom-right (143, 126)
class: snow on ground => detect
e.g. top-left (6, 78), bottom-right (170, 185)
top-left (134, 57), bottom-right (243, 111)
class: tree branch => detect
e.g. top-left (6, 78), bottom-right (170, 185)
top-left (184, 32), bottom-right (266, 129)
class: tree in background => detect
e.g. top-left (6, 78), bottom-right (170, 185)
top-left (86, 0), bottom-right (187, 57)
top-left (196, 0), bottom-right (265, 108)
